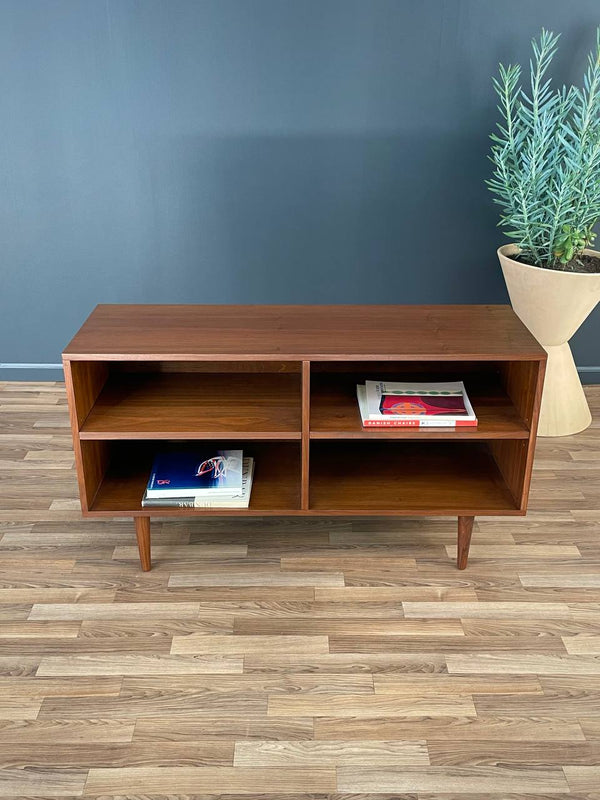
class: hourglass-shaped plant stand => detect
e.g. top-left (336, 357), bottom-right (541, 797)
top-left (499, 244), bottom-right (600, 437)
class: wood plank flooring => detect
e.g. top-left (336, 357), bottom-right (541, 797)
top-left (0, 379), bottom-right (599, 798)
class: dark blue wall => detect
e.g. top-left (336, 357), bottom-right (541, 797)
top-left (1, 0), bottom-right (598, 380)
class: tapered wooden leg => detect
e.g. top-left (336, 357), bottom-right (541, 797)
top-left (135, 517), bottom-right (151, 572)
top-left (457, 515), bottom-right (474, 570)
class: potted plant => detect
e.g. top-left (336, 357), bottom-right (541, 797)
top-left (488, 29), bottom-right (600, 436)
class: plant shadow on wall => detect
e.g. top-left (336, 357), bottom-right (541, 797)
top-left (488, 28), bottom-right (600, 436)
top-left (141, 130), bottom-right (503, 305)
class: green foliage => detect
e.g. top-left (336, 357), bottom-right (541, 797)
top-left (488, 29), bottom-right (600, 269)
top-left (553, 223), bottom-right (597, 264)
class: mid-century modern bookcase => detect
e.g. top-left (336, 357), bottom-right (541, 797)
top-left (63, 305), bottom-right (546, 571)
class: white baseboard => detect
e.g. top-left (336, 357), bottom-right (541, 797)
top-left (0, 363), bottom-right (63, 369)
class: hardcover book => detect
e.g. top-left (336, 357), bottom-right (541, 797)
top-left (142, 458), bottom-right (254, 507)
top-left (146, 449), bottom-right (244, 498)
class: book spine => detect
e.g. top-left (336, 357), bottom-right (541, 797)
top-left (363, 419), bottom-right (422, 427)
top-left (362, 418), bottom-right (478, 428)
top-left (415, 418), bottom-right (478, 427)
top-left (142, 497), bottom-right (196, 508)
top-left (193, 501), bottom-right (249, 509)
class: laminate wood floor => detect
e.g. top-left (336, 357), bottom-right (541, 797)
top-left (0, 380), bottom-right (599, 799)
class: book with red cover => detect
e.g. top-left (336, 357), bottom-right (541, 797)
top-left (379, 393), bottom-right (468, 416)
top-left (357, 383), bottom-right (477, 428)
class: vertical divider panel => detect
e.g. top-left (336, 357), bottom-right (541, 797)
top-left (301, 360), bottom-right (310, 510)
top-left (79, 440), bottom-right (110, 511)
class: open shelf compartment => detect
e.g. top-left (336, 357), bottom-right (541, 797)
top-left (310, 361), bottom-right (535, 440)
top-left (83, 440), bottom-right (301, 516)
top-left (309, 440), bottom-right (521, 515)
top-left (75, 361), bottom-right (302, 440)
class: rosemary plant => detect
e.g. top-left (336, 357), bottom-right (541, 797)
top-left (488, 29), bottom-right (600, 270)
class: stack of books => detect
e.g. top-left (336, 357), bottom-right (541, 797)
top-left (141, 448), bottom-right (254, 508)
top-left (357, 380), bottom-right (477, 428)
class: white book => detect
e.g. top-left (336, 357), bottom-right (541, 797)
top-left (194, 459), bottom-right (255, 508)
top-left (362, 380), bottom-right (477, 423)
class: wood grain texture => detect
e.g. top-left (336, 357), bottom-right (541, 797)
top-left (80, 372), bottom-right (302, 439)
top-left (134, 515), bottom-right (151, 571)
top-left (0, 380), bottom-right (598, 796)
top-left (171, 634), bottom-right (330, 655)
top-left (233, 738), bottom-right (429, 766)
top-left (0, 718), bottom-right (135, 743)
top-left (36, 654), bottom-right (244, 676)
top-left (563, 765), bottom-right (600, 791)
top-left (301, 360), bottom-right (310, 510)
top-left (88, 441), bottom-right (302, 516)
top-left (457, 515), bottom-right (474, 569)
top-left (267, 693), bottom-right (477, 717)
top-left (313, 714), bottom-right (587, 741)
top-left (310, 370), bottom-right (531, 440)
top-left (0, 740), bottom-right (233, 768)
top-left (83, 765), bottom-right (337, 794)
top-left (335, 765), bottom-right (569, 792)
top-left (62, 305), bottom-right (545, 572)
top-left (63, 304), bottom-right (547, 360)
top-left (0, 767), bottom-right (87, 796)
top-left (309, 441), bottom-right (519, 515)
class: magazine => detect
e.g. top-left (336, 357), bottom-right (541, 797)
top-left (357, 381), bottom-right (477, 427)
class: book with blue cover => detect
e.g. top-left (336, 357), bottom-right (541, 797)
top-left (142, 457), bottom-right (254, 507)
top-left (146, 449), bottom-right (244, 498)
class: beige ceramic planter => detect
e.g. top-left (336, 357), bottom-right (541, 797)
top-left (498, 244), bottom-right (600, 436)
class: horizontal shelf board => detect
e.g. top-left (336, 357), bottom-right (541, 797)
top-left (309, 442), bottom-right (518, 514)
top-left (68, 353), bottom-right (546, 362)
top-left (81, 431), bottom-right (301, 441)
top-left (80, 373), bottom-right (301, 440)
top-left (310, 430), bottom-right (528, 440)
top-left (63, 305), bottom-right (547, 360)
top-left (310, 374), bottom-right (529, 440)
top-left (84, 508), bottom-right (525, 517)
top-left (89, 442), bottom-right (301, 515)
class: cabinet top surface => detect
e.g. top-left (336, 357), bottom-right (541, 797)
top-left (63, 304), bottom-right (546, 361)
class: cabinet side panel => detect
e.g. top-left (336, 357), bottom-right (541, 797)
top-left (63, 360), bottom-right (110, 512)
top-left (62, 359), bottom-right (88, 512)
top-left (68, 361), bottom-right (109, 428)
top-left (499, 361), bottom-right (539, 429)
top-left (494, 360), bottom-right (546, 512)
top-left (488, 439), bottom-right (529, 508)
top-left (521, 359), bottom-right (546, 509)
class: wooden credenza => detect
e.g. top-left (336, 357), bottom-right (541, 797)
top-left (63, 304), bottom-right (546, 571)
